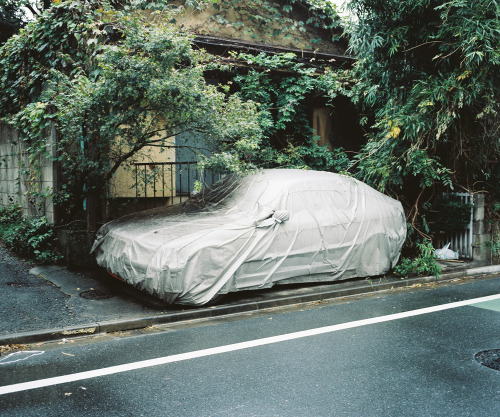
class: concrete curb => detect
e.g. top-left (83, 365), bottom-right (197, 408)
top-left (2, 265), bottom-right (500, 346)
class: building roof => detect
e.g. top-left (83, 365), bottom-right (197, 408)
top-left (193, 34), bottom-right (354, 68)
top-left (170, 0), bottom-right (350, 60)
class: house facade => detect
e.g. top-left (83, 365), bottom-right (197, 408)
top-left (0, 0), bottom-right (357, 225)
top-left (106, 0), bottom-right (359, 216)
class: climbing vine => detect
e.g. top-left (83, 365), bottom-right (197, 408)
top-left (0, 0), bottom-right (264, 222)
top-left (0, 0), bottom-right (351, 224)
top-left (206, 0), bottom-right (342, 46)
top-left (227, 51), bottom-right (351, 172)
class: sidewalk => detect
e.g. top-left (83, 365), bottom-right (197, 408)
top-left (1, 252), bottom-right (500, 347)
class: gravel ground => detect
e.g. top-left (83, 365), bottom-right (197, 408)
top-left (0, 245), bottom-right (73, 335)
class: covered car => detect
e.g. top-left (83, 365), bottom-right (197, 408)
top-left (91, 169), bottom-right (406, 306)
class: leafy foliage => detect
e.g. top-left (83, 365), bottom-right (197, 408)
top-left (332, 0), bottom-right (500, 237)
top-left (0, 0), bottom-right (50, 44)
top-left (394, 242), bottom-right (442, 279)
top-left (0, 204), bottom-right (22, 225)
top-left (231, 51), bottom-right (350, 171)
top-left (1, 1), bottom-right (104, 116)
top-left (0, 205), bottom-right (62, 263)
top-left (1, 0), bottom-right (263, 221)
top-left (0, 0), bottom-right (354, 227)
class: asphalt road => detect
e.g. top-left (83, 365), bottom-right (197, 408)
top-left (1, 275), bottom-right (500, 416)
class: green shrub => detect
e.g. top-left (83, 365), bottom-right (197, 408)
top-left (0, 204), bottom-right (22, 225)
top-left (0, 205), bottom-right (22, 241)
top-left (427, 195), bottom-right (474, 234)
top-left (394, 242), bottom-right (442, 279)
top-left (0, 206), bottom-right (62, 263)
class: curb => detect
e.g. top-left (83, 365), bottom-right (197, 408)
top-left (2, 265), bottom-right (500, 346)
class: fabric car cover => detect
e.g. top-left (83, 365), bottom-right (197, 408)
top-left (91, 169), bottom-right (406, 305)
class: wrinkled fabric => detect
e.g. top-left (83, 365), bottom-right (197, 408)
top-left (91, 169), bottom-right (406, 305)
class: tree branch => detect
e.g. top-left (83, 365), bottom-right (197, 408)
top-left (24, 3), bottom-right (40, 17)
top-left (101, 144), bottom-right (143, 187)
top-left (406, 188), bottom-right (432, 240)
top-left (403, 41), bottom-right (443, 53)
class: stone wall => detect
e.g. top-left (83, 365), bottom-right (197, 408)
top-left (0, 121), bottom-right (57, 223)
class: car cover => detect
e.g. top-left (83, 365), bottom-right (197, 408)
top-left (91, 169), bottom-right (406, 305)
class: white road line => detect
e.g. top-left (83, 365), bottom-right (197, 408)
top-left (2, 292), bottom-right (500, 395)
top-left (0, 351), bottom-right (44, 365)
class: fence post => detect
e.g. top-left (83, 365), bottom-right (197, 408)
top-left (472, 193), bottom-right (491, 262)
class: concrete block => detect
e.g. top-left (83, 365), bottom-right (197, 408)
top-left (474, 206), bottom-right (485, 222)
top-left (474, 194), bottom-right (485, 221)
top-left (473, 220), bottom-right (490, 235)
top-left (473, 243), bottom-right (491, 262)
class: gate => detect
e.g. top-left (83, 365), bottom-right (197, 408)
top-left (436, 192), bottom-right (474, 259)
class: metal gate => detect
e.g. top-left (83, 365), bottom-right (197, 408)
top-left (436, 192), bottom-right (474, 259)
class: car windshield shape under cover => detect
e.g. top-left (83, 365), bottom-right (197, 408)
top-left (91, 169), bottom-right (407, 306)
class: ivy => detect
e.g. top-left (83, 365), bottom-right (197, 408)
top-left (0, 0), bottom-right (263, 222)
top-left (0, 1), bottom-right (104, 117)
top-left (175, 0), bottom-right (343, 48)
top-left (231, 51), bottom-right (350, 172)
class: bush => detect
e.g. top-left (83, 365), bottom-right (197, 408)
top-left (394, 242), bottom-right (442, 279)
top-left (0, 206), bottom-right (62, 263)
top-left (0, 204), bottom-right (22, 225)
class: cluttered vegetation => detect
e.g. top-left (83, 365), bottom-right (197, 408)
top-left (0, 0), bottom-right (498, 267)
top-left (0, 205), bottom-right (61, 263)
top-left (343, 0), bottom-right (499, 240)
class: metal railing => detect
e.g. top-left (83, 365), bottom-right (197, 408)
top-left (133, 161), bottom-right (225, 208)
top-left (436, 192), bottom-right (474, 259)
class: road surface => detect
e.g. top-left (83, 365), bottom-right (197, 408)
top-left (1, 275), bottom-right (500, 416)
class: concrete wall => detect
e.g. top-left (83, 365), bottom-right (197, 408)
top-left (0, 122), bottom-right (57, 223)
top-left (473, 193), bottom-right (492, 262)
